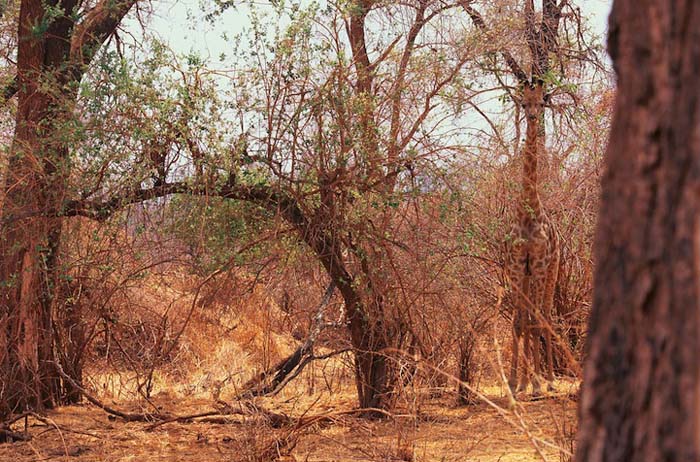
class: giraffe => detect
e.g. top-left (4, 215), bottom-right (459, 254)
top-left (504, 81), bottom-right (560, 396)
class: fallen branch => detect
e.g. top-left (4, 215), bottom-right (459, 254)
top-left (145, 402), bottom-right (292, 431)
top-left (237, 282), bottom-right (342, 398)
top-left (145, 410), bottom-right (228, 430)
top-left (0, 412), bottom-right (31, 443)
top-left (54, 359), bottom-right (299, 432)
top-left (0, 411), bottom-right (101, 444)
top-left (0, 427), bottom-right (30, 443)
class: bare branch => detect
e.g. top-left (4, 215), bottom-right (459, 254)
top-left (70, 0), bottom-right (139, 68)
top-left (460, 1), bottom-right (528, 84)
top-left (388, 1), bottom-right (430, 167)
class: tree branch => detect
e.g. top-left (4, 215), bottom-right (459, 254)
top-left (237, 282), bottom-right (338, 398)
top-left (70, 0), bottom-right (139, 68)
top-left (460, 1), bottom-right (528, 84)
top-left (57, 180), bottom-right (301, 224)
top-left (387, 1), bottom-right (433, 178)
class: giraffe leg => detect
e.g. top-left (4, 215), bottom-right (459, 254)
top-left (506, 243), bottom-right (528, 397)
top-left (545, 329), bottom-right (555, 392)
top-left (518, 326), bottom-right (531, 393)
top-left (509, 320), bottom-right (521, 394)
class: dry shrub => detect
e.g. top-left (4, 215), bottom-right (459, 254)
top-left (215, 421), bottom-right (302, 462)
top-left (58, 211), bottom-right (298, 401)
top-left (176, 278), bottom-right (298, 399)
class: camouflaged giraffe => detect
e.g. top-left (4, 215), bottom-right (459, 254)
top-left (504, 82), bottom-right (560, 396)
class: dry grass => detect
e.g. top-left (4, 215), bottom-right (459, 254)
top-left (0, 368), bottom-right (578, 462)
top-left (0, 398), bottom-right (295, 461)
top-left (295, 398), bottom-right (576, 462)
top-left (3, 268), bottom-right (580, 461)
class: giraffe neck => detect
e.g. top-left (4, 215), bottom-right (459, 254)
top-left (521, 83), bottom-right (544, 219)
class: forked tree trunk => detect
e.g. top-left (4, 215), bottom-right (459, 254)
top-left (0, 0), bottom-right (70, 416)
top-left (0, 0), bottom-right (135, 418)
top-left (575, 2), bottom-right (700, 460)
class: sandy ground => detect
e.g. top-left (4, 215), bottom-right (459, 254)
top-left (0, 382), bottom-right (577, 462)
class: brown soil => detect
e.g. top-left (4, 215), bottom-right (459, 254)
top-left (1, 269), bottom-right (578, 461)
top-left (0, 382), bottom-right (577, 462)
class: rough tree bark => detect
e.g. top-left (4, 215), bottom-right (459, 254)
top-left (311, 229), bottom-right (393, 414)
top-left (0, 0), bottom-right (137, 418)
top-left (0, 0), bottom-right (80, 417)
top-left (575, 2), bottom-right (700, 461)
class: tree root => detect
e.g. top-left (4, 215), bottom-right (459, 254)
top-left (0, 426), bottom-right (31, 443)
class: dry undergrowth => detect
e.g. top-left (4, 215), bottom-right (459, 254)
top-left (1, 268), bottom-right (580, 462)
top-left (0, 369), bottom-right (578, 462)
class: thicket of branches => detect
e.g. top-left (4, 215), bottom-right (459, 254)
top-left (0, 0), bottom-right (610, 420)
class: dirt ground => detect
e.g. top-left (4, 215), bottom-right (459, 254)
top-left (0, 382), bottom-right (578, 462)
top-left (0, 283), bottom-right (578, 462)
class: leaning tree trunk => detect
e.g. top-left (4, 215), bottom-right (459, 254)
top-left (575, 2), bottom-right (700, 461)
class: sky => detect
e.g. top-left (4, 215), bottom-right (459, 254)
top-left (140, 0), bottom-right (615, 129)
top-left (140, 0), bottom-right (614, 62)
top-left (127, 0), bottom-right (614, 153)
top-left (585, 0), bottom-right (613, 39)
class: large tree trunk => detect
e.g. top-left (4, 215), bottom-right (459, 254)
top-left (331, 268), bottom-right (394, 414)
top-left (0, 0), bottom-right (72, 416)
top-left (306, 227), bottom-right (395, 414)
top-left (575, 2), bottom-right (700, 460)
top-left (0, 222), bottom-right (60, 415)
top-left (350, 313), bottom-right (392, 413)
top-left (0, 0), bottom-right (134, 418)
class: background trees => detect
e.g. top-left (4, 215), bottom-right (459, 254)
top-left (0, 0), bottom-right (611, 425)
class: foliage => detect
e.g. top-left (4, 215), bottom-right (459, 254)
top-left (0, 0), bottom-right (611, 420)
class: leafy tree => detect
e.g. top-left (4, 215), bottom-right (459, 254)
top-left (58, 0), bottom-right (482, 411)
top-left (0, 0), bottom-right (140, 417)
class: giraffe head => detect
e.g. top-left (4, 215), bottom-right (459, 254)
top-left (522, 82), bottom-right (544, 120)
